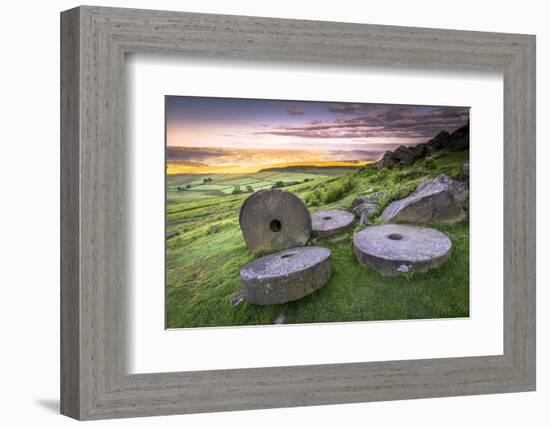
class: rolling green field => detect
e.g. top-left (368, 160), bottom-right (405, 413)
top-left (166, 151), bottom-right (470, 329)
top-left (166, 167), bottom-right (358, 204)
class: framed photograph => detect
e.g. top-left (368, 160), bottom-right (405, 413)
top-left (61, 6), bottom-right (536, 420)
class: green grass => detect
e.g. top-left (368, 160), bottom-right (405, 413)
top-left (166, 151), bottom-right (470, 328)
top-left (166, 169), bottom-right (339, 202)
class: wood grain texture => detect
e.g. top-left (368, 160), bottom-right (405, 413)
top-left (60, 6), bottom-right (536, 420)
top-left (60, 7), bottom-right (80, 419)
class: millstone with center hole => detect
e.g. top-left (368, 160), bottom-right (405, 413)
top-left (311, 209), bottom-right (355, 237)
top-left (239, 189), bottom-right (311, 253)
top-left (353, 224), bottom-right (452, 276)
top-left (240, 247), bottom-right (331, 305)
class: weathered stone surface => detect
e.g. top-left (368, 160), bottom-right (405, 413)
top-left (425, 130), bottom-right (451, 152)
top-left (447, 122), bottom-right (470, 151)
top-left (353, 203), bottom-right (378, 225)
top-left (375, 151), bottom-right (395, 169)
top-left (381, 174), bottom-right (468, 224)
top-left (239, 189), bottom-right (311, 253)
top-left (392, 145), bottom-right (418, 165)
top-left (240, 247), bottom-right (332, 305)
top-left (352, 197), bottom-right (368, 208)
top-left (353, 192), bottom-right (386, 207)
top-left (311, 209), bottom-right (355, 237)
top-left (353, 224), bottom-right (452, 276)
top-left (366, 191), bottom-right (387, 204)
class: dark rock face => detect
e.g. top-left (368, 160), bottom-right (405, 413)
top-left (392, 145), bottom-right (418, 165)
top-left (381, 174), bottom-right (468, 224)
top-left (375, 151), bottom-right (395, 169)
top-left (426, 131), bottom-right (451, 152)
top-left (311, 210), bottom-right (355, 237)
top-left (447, 122), bottom-right (470, 151)
top-left (240, 247), bottom-right (332, 305)
top-left (353, 224), bottom-right (452, 276)
top-left (354, 203), bottom-right (378, 225)
top-left (239, 189), bottom-right (311, 254)
top-left (374, 122), bottom-right (469, 169)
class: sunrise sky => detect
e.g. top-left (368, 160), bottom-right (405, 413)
top-left (166, 96), bottom-right (469, 154)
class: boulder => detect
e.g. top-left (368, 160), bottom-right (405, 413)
top-left (353, 224), bottom-right (452, 276)
top-left (411, 143), bottom-right (428, 157)
top-left (363, 191), bottom-right (387, 204)
top-left (352, 193), bottom-right (384, 209)
top-left (239, 189), bottom-right (311, 253)
top-left (426, 131), bottom-right (451, 152)
top-left (375, 151), bottom-right (395, 169)
top-left (240, 247), bottom-right (331, 305)
top-left (354, 203), bottom-right (378, 225)
top-left (380, 174), bottom-right (468, 224)
top-left (392, 145), bottom-right (418, 165)
top-left (311, 210), bottom-right (355, 237)
top-left (352, 196), bottom-right (368, 208)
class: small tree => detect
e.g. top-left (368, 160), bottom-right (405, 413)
top-left (246, 185), bottom-right (254, 193)
top-left (185, 184), bottom-right (191, 189)
top-left (232, 186), bottom-right (242, 195)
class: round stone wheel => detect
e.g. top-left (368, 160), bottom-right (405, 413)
top-left (353, 224), bottom-right (452, 276)
top-left (240, 247), bottom-right (332, 305)
top-left (311, 209), bottom-right (355, 237)
top-left (239, 189), bottom-right (311, 253)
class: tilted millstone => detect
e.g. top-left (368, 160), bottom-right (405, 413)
top-left (311, 209), bottom-right (355, 237)
top-left (239, 189), bottom-right (312, 254)
top-left (353, 224), bottom-right (452, 277)
top-left (240, 247), bottom-right (332, 305)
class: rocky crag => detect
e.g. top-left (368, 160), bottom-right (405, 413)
top-left (375, 121), bottom-right (469, 169)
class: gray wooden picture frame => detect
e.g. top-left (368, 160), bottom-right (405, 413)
top-left (60, 5), bottom-right (536, 420)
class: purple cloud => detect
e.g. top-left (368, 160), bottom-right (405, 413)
top-left (256, 105), bottom-right (469, 141)
top-left (284, 108), bottom-right (306, 116)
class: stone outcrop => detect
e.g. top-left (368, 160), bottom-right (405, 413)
top-left (353, 203), bottom-right (378, 225)
top-left (380, 174), bottom-right (468, 224)
top-left (375, 122), bottom-right (469, 169)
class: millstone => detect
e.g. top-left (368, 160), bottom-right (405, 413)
top-left (239, 189), bottom-right (311, 253)
top-left (353, 224), bottom-right (452, 276)
top-left (240, 247), bottom-right (331, 305)
top-left (311, 209), bottom-right (355, 237)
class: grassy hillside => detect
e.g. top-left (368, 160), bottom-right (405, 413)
top-left (166, 166), bottom-right (360, 204)
top-left (166, 150), bottom-right (469, 329)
